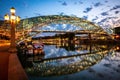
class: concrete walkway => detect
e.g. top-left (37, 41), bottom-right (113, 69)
top-left (0, 43), bottom-right (28, 80)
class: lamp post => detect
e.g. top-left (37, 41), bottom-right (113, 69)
top-left (4, 7), bottom-right (20, 53)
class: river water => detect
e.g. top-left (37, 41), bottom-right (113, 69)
top-left (18, 42), bottom-right (120, 80)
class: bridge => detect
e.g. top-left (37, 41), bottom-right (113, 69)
top-left (0, 15), bottom-right (114, 41)
top-left (31, 30), bottom-right (107, 34)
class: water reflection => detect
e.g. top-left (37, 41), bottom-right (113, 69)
top-left (30, 50), bottom-right (110, 77)
top-left (17, 42), bottom-right (116, 77)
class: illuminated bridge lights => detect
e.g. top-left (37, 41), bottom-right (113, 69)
top-left (12, 15), bottom-right (113, 41)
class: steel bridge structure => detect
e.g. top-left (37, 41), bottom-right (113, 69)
top-left (0, 15), bottom-right (114, 41)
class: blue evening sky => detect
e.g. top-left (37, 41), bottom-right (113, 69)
top-left (0, 0), bottom-right (120, 28)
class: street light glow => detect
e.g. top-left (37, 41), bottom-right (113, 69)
top-left (10, 14), bottom-right (16, 20)
top-left (4, 14), bottom-right (9, 21)
top-left (16, 16), bottom-right (20, 23)
top-left (10, 7), bottom-right (16, 14)
top-left (4, 7), bottom-right (20, 52)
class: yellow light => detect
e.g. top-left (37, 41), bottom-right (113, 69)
top-left (116, 46), bottom-right (119, 50)
top-left (116, 35), bottom-right (119, 38)
top-left (4, 14), bottom-right (9, 21)
top-left (10, 7), bottom-right (16, 14)
top-left (16, 16), bottom-right (20, 22)
top-left (10, 14), bottom-right (16, 20)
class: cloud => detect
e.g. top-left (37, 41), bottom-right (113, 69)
top-left (98, 17), bottom-right (120, 29)
top-left (70, 14), bottom-right (77, 17)
top-left (62, 1), bottom-right (67, 6)
top-left (115, 11), bottom-right (119, 14)
top-left (82, 15), bottom-right (88, 20)
top-left (79, 1), bottom-right (83, 4)
top-left (98, 17), bottom-right (117, 24)
top-left (110, 5), bottom-right (120, 11)
top-left (59, 12), bottom-right (65, 15)
top-left (92, 16), bottom-right (98, 22)
top-left (101, 12), bottom-right (109, 16)
top-left (83, 7), bottom-right (92, 13)
top-left (105, 1), bottom-right (108, 3)
top-left (98, 18), bottom-right (107, 24)
top-left (74, 2), bottom-right (77, 5)
top-left (74, 1), bottom-right (83, 5)
top-left (58, 1), bottom-right (67, 6)
top-left (94, 2), bottom-right (102, 7)
top-left (58, 1), bottom-right (62, 3)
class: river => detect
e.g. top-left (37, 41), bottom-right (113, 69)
top-left (17, 41), bottom-right (120, 80)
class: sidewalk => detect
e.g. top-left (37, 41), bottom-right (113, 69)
top-left (0, 43), bottom-right (28, 80)
top-left (0, 52), bottom-right (9, 80)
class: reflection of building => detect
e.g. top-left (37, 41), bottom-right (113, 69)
top-left (114, 27), bottom-right (120, 34)
top-left (113, 27), bottom-right (120, 40)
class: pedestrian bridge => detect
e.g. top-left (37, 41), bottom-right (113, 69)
top-left (1, 15), bottom-right (114, 41)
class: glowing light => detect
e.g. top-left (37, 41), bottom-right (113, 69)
top-left (4, 14), bottom-right (9, 21)
top-left (10, 14), bottom-right (16, 20)
top-left (116, 35), bottom-right (119, 38)
top-left (10, 7), bottom-right (16, 14)
top-left (16, 16), bottom-right (20, 22)
top-left (116, 46), bottom-right (119, 50)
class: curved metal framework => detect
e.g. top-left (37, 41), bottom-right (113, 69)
top-left (18, 15), bottom-right (113, 40)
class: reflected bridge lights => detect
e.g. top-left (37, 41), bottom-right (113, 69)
top-left (26, 50), bottom-right (109, 77)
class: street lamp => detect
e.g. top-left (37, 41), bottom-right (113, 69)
top-left (4, 7), bottom-right (20, 53)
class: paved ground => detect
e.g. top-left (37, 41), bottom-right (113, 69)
top-left (0, 52), bottom-right (10, 80)
top-left (0, 43), bottom-right (28, 80)
top-left (0, 44), bottom-right (9, 80)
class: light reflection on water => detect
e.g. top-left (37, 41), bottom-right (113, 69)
top-left (18, 43), bottom-right (120, 80)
